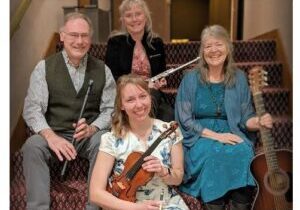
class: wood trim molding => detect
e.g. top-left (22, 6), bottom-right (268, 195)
top-left (230, 0), bottom-right (238, 40)
top-left (10, 114), bottom-right (27, 155)
top-left (43, 32), bottom-right (60, 58)
top-left (10, 0), bottom-right (32, 39)
top-left (251, 29), bottom-right (292, 117)
top-left (11, 33), bottom-right (61, 155)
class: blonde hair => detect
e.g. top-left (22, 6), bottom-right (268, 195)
top-left (60, 12), bottom-right (94, 36)
top-left (111, 0), bottom-right (157, 48)
top-left (112, 74), bottom-right (152, 138)
top-left (198, 25), bottom-right (236, 87)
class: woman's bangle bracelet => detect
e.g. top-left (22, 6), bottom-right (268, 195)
top-left (167, 167), bottom-right (171, 176)
top-left (160, 167), bottom-right (171, 177)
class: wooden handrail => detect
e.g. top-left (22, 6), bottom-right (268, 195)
top-left (251, 29), bottom-right (292, 118)
top-left (43, 32), bottom-right (60, 58)
top-left (10, 32), bottom-right (61, 155)
top-left (10, 0), bottom-right (32, 39)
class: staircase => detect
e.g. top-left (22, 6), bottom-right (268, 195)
top-left (10, 39), bottom-right (292, 210)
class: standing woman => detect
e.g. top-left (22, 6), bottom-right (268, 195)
top-left (90, 74), bottom-right (188, 210)
top-left (105, 0), bottom-right (174, 122)
top-left (175, 25), bottom-right (273, 210)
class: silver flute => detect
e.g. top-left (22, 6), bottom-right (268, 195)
top-left (148, 56), bottom-right (200, 82)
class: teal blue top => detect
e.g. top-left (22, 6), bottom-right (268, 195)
top-left (175, 69), bottom-right (256, 202)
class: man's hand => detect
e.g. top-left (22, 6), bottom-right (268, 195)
top-left (73, 118), bottom-right (98, 141)
top-left (40, 129), bottom-right (77, 161)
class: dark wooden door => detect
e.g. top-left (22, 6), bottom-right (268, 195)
top-left (171, 0), bottom-right (209, 41)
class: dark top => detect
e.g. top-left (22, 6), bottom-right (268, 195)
top-left (45, 52), bottom-right (105, 132)
top-left (105, 33), bottom-right (166, 81)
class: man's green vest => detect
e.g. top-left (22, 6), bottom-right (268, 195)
top-left (45, 52), bottom-right (105, 132)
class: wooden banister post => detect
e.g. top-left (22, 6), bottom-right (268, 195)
top-left (10, 0), bottom-right (32, 39)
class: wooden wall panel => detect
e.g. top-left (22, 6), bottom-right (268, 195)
top-left (171, 0), bottom-right (209, 41)
top-left (209, 0), bottom-right (232, 34)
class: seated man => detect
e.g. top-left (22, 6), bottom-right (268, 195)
top-left (22, 12), bottom-right (116, 210)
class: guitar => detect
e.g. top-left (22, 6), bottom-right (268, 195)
top-left (248, 66), bottom-right (292, 210)
top-left (107, 122), bottom-right (178, 202)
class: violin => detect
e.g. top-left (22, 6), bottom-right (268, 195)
top-left (107, 122), bottom-right (179, 202)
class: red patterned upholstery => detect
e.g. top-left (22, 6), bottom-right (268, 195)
top-left (233, 40), bottom-right (276, 62)
top-left (261, 87), bottom-right (290, 115)
top-left (12, 39), bottom-right (292, 210)
top-left (10, 151), bottom-right (89, 210)
top-left (57, 39), bottom-right (277, 64)
top-left (236, 61), bottom-right (283, 87)
top-left (175, 189), bottom-right (203, 210)
top-left (164, 42), bottom-right (200, 64)
top-left (165, 61), bottom-right (284, 89)
top-left (254, 116), bottom-right (293, 149)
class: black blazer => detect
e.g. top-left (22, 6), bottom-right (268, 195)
top-left (105, 33), bottom-right (166, 81)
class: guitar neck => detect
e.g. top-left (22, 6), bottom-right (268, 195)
top-left (253, 92), bottom-right (279, 172)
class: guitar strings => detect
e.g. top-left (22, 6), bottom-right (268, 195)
top-left (270, 173), bottom-right (288, 210)
top-left (251, 75), bottom-right (289, 210)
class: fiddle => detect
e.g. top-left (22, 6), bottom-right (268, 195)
top-left (107, 122), bottom-right (179, 202)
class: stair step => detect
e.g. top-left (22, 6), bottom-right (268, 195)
top-left (164, 40), bottom-right (276, 64)
top-left (16, 38), bottom-right (287, 210)
top-left (163, 87), bottom-right (290, 115)
top-left (11, 151), bottom-right (89, 184)
top-left (165, 61), bottom-right (283, 88)
top-left (261, 87), bottom-right (290, 115)
top-left (233, 40), bottom-right (276, 62)
top-left (10, 151), bottom-right (89, 210)
top-left (253, 115), bottom-right (292, 149)
top-left (57, 39), bottom-right (277, 65)
top-left (11, 115), bottom-right (292, 210)
top-left (236, 61), bottom-right (283, 87)
top-left (10, 179), bottom-right (88, 210)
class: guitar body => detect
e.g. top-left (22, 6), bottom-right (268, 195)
top-left (251, 149), bottom-right (293, 210)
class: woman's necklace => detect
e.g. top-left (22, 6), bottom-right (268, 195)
top-left (206, 83), bottom-right (225, 117)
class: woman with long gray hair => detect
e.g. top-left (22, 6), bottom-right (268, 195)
top-left (175, 25), bottom-right (273, 210)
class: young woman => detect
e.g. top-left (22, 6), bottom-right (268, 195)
top-left (90, 74), bottom-right (188, 210)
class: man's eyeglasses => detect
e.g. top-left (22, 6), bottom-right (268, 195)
top-left (63, 32), bottom-right (90, 40)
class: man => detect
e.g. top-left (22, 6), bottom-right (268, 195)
top-left (22, 12), bottom-right (116, 210)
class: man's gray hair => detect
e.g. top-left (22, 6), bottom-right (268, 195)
top-left (60, 12), bottom-right (94, 36)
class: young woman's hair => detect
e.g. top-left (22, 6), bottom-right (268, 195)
top-left (60, 12), bottom-right (94, 36)
top-left (112, 74), bottom-right (152, 138)
top-left (110, 0), bottom-right (157, 48)
top-left (198, 24), bottom-right (236, 87)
